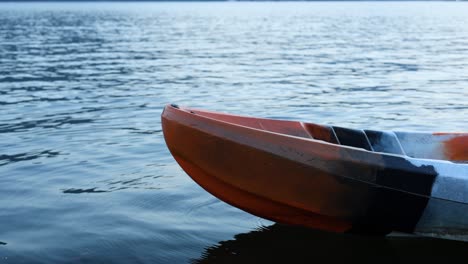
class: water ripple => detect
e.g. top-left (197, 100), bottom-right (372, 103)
top-left (0, 2), bottom-right (467, 263)
top-left (0, 117), bottom-right (94, 133)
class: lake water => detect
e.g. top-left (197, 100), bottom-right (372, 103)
top-left (1, 1), bottom-right (468, 263)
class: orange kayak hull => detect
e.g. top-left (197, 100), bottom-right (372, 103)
top-left (162, 104), bottom-right (468, 239)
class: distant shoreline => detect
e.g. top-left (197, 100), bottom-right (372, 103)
top-left (0, 0), bottom-right (464, 2)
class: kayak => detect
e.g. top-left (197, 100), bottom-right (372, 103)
top-left (161, 104), bottom-right (468, 241)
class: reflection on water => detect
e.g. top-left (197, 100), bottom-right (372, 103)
top-left (195, 224), bottom-right (468, 264)
top-left (0, 2), bottom-right (467, 263)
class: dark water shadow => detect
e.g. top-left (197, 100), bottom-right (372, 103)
top-left (0, 150), bottom-right (61, 167)
top-left (62, 188), bottom-right (107, 194)
top-left (193, 224), bottom-right (468, 264)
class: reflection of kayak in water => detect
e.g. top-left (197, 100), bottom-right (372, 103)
top-left (161, 104), bottom-right (468, 241)
top-left (193, 224), bottom-right (468, 263)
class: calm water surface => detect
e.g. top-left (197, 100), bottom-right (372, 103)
top-left (1, 2), bottom-right (468, 263)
